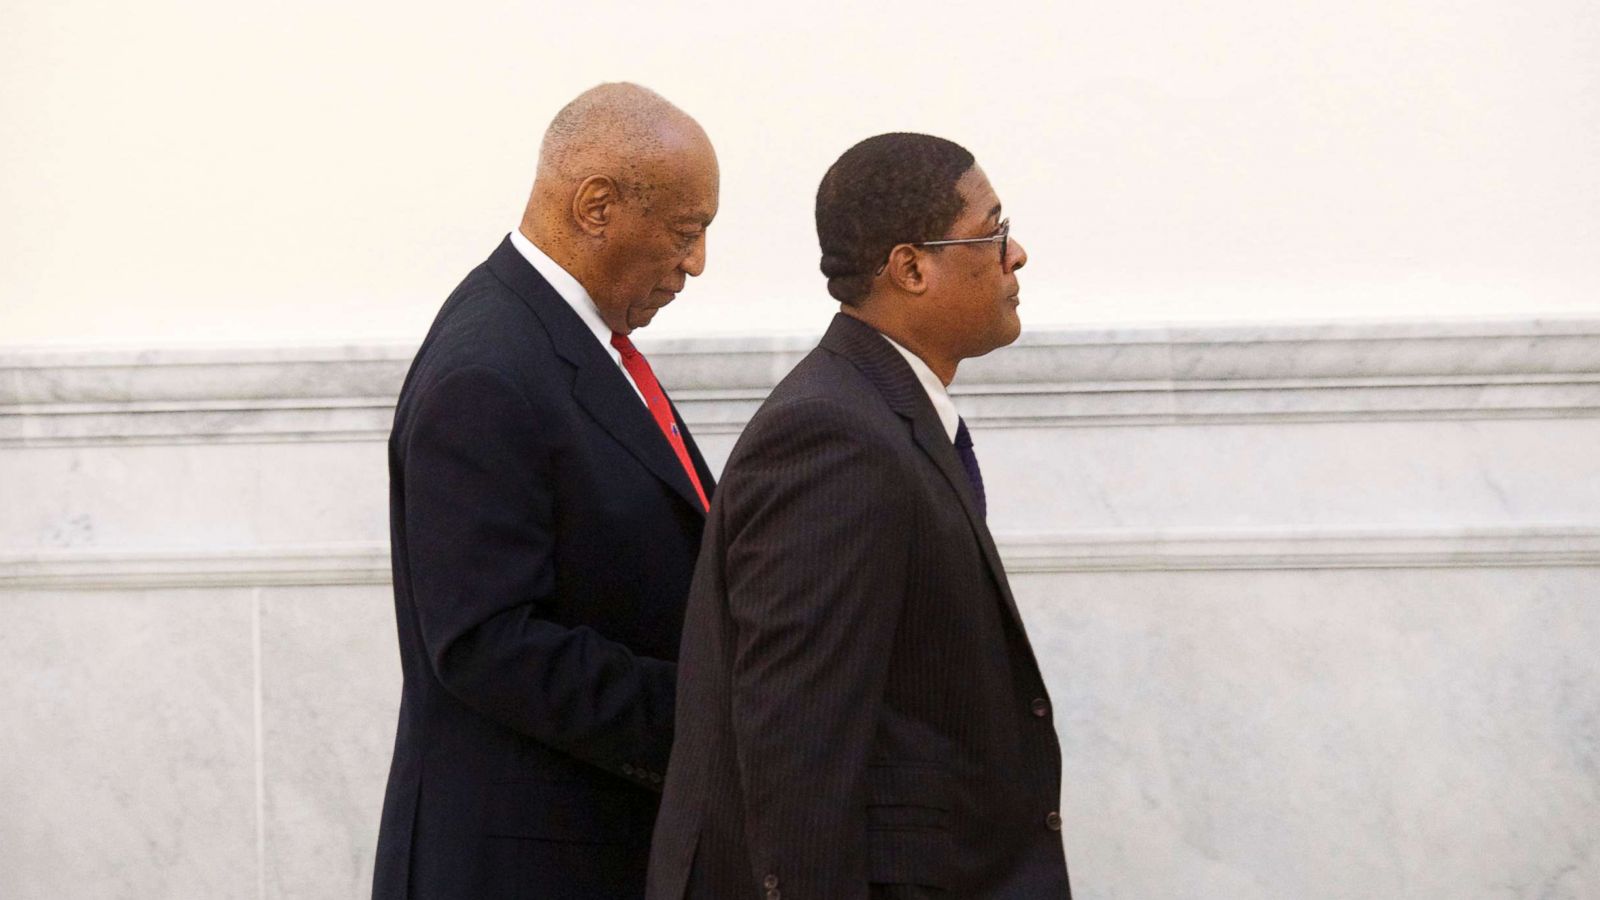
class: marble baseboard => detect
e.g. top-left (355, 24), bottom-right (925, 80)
top-left (1018, 567), bottom-right (1600, 900)
top-left (5, 318), bottom-right (1598, 447)
top-left (3, 568), bottom-right (1596, 898)
top-left (0, 588), bottom-right (258, 900)
top-left (4, 525), bottom-right (1598, 591)
top-left (258, 585), bottom-right (397, 900)
top-left (10, 568), bottom-right (1591, 900)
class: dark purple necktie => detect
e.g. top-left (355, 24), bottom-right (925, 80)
top-left (953, 417), bottom-right (987, 519)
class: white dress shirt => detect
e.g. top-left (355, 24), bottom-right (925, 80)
top-left (878, 333), bottom-right (960, 442)
top-left (508, 229), bottom-right (646, 405)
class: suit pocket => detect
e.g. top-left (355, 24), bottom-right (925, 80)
top-left (865, 764), bottom-right (955, 888)
top-left (483, 779), bottom-right (655, 845)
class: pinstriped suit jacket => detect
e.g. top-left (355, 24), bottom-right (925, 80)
top-left (647, 313), bottom-right (1072, 899)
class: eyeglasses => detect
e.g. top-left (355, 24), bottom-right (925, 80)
top-left (876, 218), bottom-right (1010, 276)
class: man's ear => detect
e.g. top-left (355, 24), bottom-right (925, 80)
top-left (884, 245), bottom-right (929, 295)
top-left (572, 175), bottom-right (619, 237)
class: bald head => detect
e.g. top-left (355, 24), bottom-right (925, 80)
top-left (536, 83), bottom-right (705, 193)
top-left (520, 83), bottom-right (719, 334)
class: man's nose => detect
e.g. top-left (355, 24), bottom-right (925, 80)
top-left (1007, 236), bottom-right (1027, 273)
top-left (681, 234), bottom-right (707, 277)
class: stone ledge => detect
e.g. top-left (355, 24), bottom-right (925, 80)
top-left (6, 525), bottom-right (1597, 589)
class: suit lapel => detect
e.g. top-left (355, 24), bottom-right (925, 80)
top-left (487, 238), bottom-right (707, 517)
top-left (818, 314), bottom-right (1027, 630)
top-left (571, 365), bottom-right (708, 515)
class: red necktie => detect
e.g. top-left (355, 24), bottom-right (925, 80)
top-left (610, 332), bottom-right (710, 511)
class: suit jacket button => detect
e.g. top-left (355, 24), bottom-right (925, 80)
top-left (763, 874), bottom-right (779, 889)
top-left (1030, 697), bottom-right (1049, 717)
top-left (1046, 811), bottom-right (1063, 831)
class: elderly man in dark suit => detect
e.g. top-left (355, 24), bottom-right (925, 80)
top-left (373, 83), bottom-right (719, 900)
top-left (647, 133), bottom-right (1071, 899)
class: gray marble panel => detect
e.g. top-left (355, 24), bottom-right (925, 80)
top-left (258, 585), bottom-right (399, 900)
top-left (976, 417), bottom-right (1600, 532)
top-left (0, 588), bottom-right (257, 900)
top-left (1012, 567), bottom-right (1600, 900)
top-left (1, 444), bottom-right (265, 551)
top-left (249, 442), bottom-right (389, 547)
top-left (0, 440), bottom-right (388, 552)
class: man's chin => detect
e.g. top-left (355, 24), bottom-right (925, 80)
top-left (626, 306), bottom-right (662, 330)
top-left (999, 303), bottom-right (1023, 345)
top-left (628, 293), bottom-right (680, 329)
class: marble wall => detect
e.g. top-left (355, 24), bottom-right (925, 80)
top-left (2, 318), bottom-right (1597, 899)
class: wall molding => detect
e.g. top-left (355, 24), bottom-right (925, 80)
top-left (0, 543), bottom-right (394, 590)
top-left (5, 525), bottom-right (1598, 589)
top-left (996, 525), bottom-right (1600, 573)
top-left (3, 318), bottom-right (1599, 446)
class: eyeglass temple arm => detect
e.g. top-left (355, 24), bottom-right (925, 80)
top-left (916, 235), bottom-right (1002, 247)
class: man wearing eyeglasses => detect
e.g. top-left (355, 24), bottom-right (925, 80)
top-left (647, 133), bottom-right (1072, 899)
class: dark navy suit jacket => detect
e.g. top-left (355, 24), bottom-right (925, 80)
top-left (373, 238), bottom-right (714, 899)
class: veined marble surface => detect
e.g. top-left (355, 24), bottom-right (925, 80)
top-left (2, 318), bottom-right (1597, 898)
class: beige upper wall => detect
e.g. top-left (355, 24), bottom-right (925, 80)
top-left (2, 0), bottom-right (1597, 346)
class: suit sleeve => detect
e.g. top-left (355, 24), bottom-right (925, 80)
top-left (400, 364), bottom-right (675, 779)
top-left (722, 399), bottom-right (913, 898)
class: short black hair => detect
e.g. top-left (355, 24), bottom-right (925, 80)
top-left (815, 133), bottom-right (975, 306)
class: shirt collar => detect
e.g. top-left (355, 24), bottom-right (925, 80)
top-left (508, 229), bottom-right (615, 348)
top-left (877, 333), bottom-right (959, 442)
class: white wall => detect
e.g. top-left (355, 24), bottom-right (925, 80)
top-left (3, 320), bottom-right (1598, 898)
top-left (4, 0), bottom-right (1599, 348)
